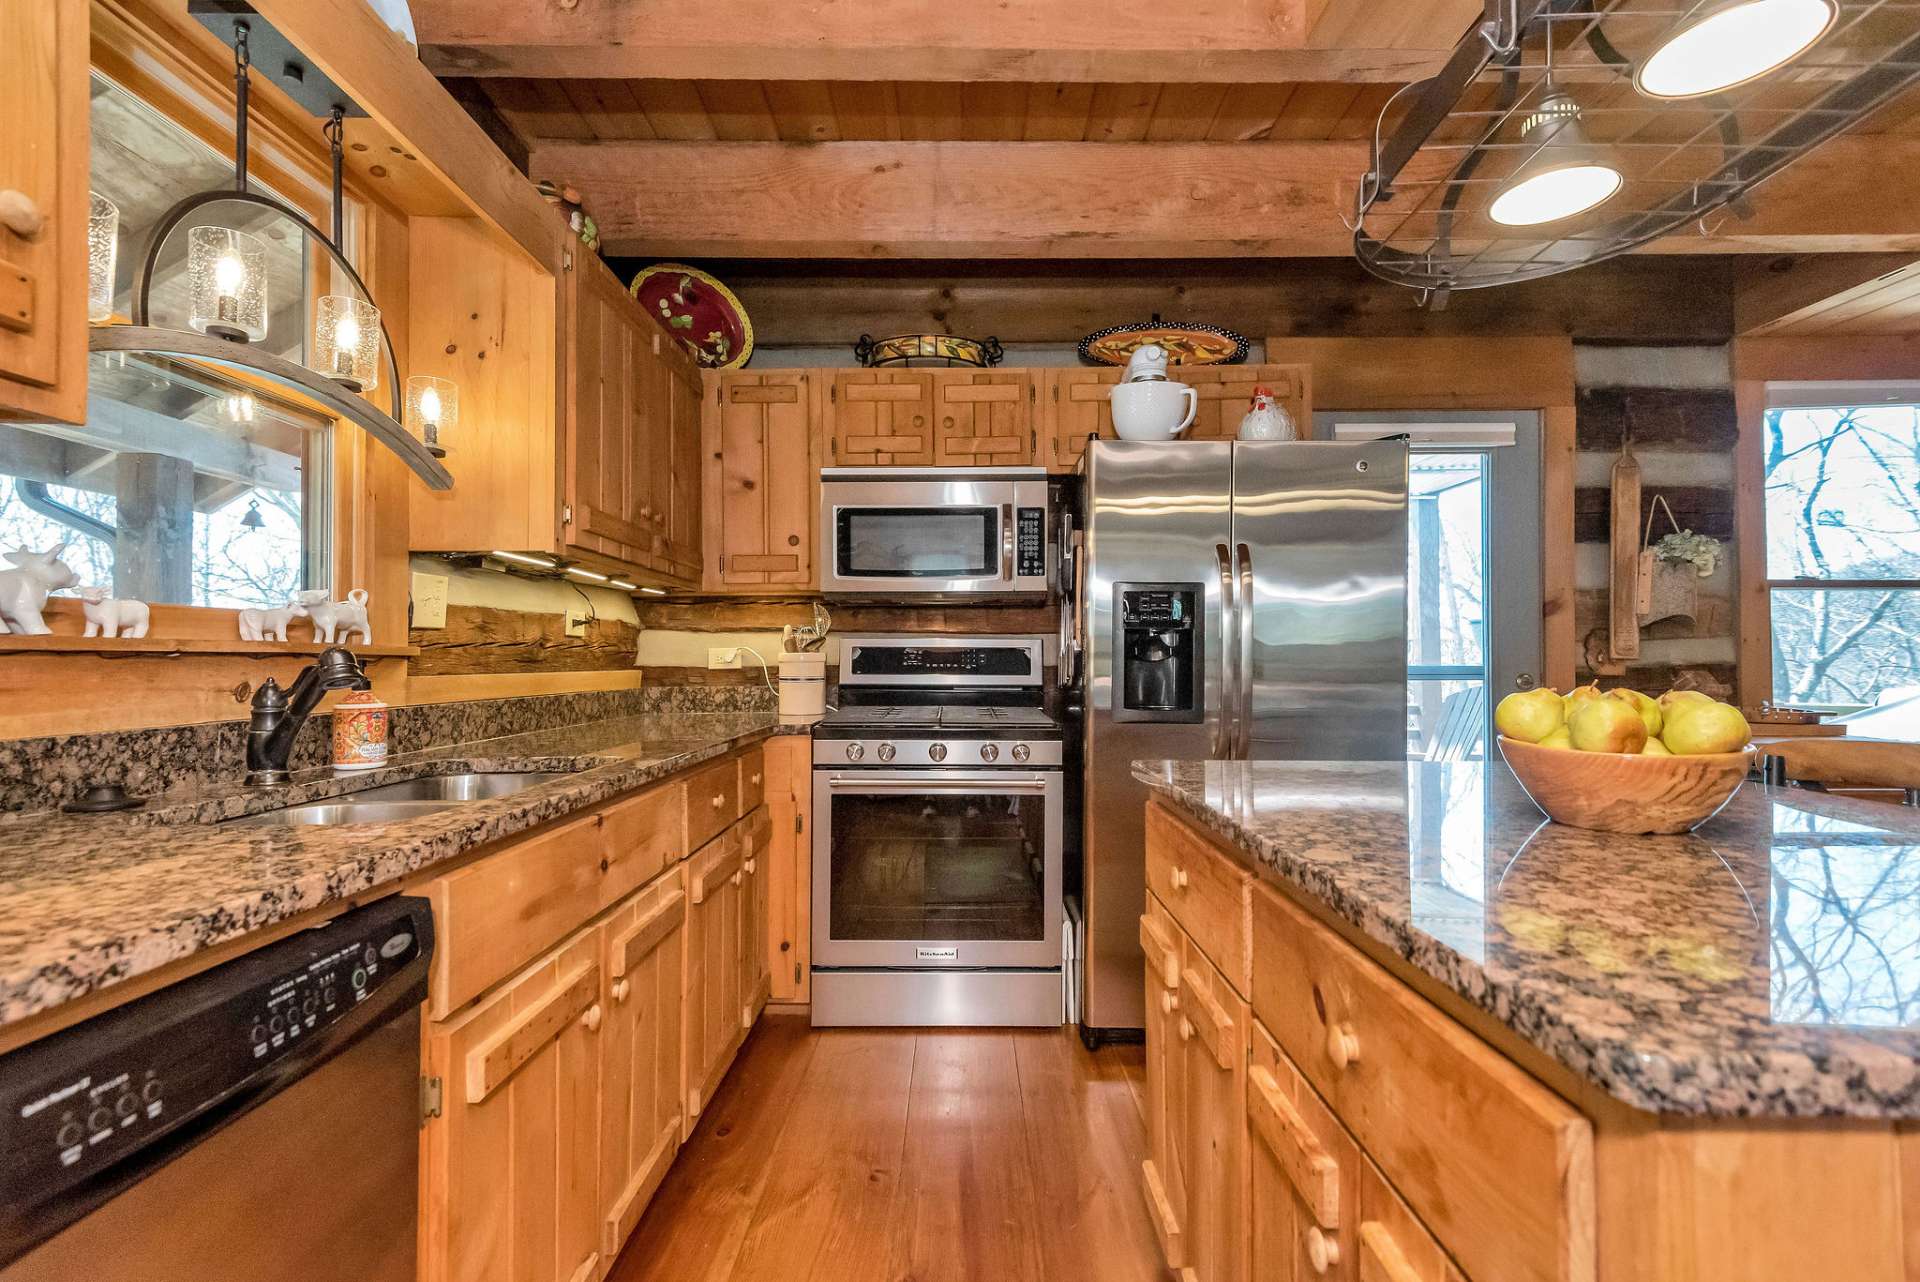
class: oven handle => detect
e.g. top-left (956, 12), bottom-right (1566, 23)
top-left (822, 773), bottom-right (1055, 792)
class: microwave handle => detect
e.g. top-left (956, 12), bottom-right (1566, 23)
top-left (1001, 502), bottom-right (1015, 581)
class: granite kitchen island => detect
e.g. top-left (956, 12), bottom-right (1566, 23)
top-left (1131, 758), bottom-right (1919, 1282)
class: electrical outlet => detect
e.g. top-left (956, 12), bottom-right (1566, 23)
top-left (410, 571), bottom-right (449, 629)
top-left (707, 646), bottom-right (742, 670)
top-left (565, 608), bottom-right (590, 639)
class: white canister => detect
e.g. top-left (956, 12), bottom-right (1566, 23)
top-left (779, 650), bottom-right (827, 721)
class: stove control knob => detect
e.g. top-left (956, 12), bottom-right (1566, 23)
top-left (845, 743), bottom-right (865, 762)
top-left (1011, 743), bottom-right (1032, 762)
top-left (980, 744), bottom-right (1000, 762)
top-left (928, 743), bottom-right (948, 763)
top-left (877, 743), bottom-right (896, 762)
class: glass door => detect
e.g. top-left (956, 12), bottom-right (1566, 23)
top-left (1315, 412), bottom-right (1544, 761)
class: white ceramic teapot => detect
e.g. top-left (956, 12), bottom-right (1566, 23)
top-left (1108, 344), bottom-right (1197, 442)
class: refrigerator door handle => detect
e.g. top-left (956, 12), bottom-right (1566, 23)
top-left (1214, 541), bottom-right (1236, 759)
top-left (1235, 542), bottom-right (1254, 759)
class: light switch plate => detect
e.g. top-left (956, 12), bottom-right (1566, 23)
top-left (410, 571), bottom-right (449, 629)
top-left (565, 608), bottom-right (590, 638)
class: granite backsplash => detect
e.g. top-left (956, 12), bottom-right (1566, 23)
top-left (0, 682), bottom-right (775, 814)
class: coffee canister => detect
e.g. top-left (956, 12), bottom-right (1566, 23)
top-left (332, 690), bottom-right (390, 770)
top-left (779, 650), bottom-right (827, 721)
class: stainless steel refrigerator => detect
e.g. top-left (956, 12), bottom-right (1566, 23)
top-left (1072, 439), bottom-right (1409, 1036)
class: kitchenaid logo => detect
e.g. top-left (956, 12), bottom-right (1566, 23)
top-left (916, 947), bottom-right (959, 961)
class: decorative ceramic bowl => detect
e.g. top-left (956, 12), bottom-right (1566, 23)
top-left (1497, 736), bottom-right (1756, 835)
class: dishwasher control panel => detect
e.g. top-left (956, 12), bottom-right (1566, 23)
top-left (0, 896), bottom-right (433, 1253)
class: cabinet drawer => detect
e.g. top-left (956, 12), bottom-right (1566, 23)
top-left (1250, 1020), bottom-right (1361, 1282)
top-left (602, 779), bottom-right (686, 897)
top-left (428, 811), bottom-right (610, 1019)
top-left (1251, 883), bottom-right (1594, 1282)
top-left (738, 747), bottom-right (766, 814)
top-left (1146, 802), bottom-right (1252, 997)
top-left (686, 757), bottom-right (741, 851)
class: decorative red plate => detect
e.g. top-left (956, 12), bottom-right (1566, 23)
top-left (629, 263), bottom-right (753, 369)
top-left (1078, 320), bottom-right (1249, 367)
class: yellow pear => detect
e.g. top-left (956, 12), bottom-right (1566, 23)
top-left (1568, 697), bottom-right (1648, 754)
top-left (1562, 683), bottom-right (1603, 714)
top-left (1536, 726), bottom-right (1575, 751)
top-left (1495, 688), bottom-right (1565, 743)
top-left (1662, 700), bottom-right (1752, 755)
top-left (1641, 736), bottom-right (1673, 756)
top-left (1608, 688), bottom-right (1663, 738)
top-left (1658, 689), bottom-right (1715, 715)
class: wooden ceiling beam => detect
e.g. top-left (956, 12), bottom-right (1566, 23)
top-left (535, 134), bottom-right (1920, 260)
top-left (413, 0), bottom-right (1454, 83)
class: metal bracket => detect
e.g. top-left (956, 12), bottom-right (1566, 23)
top-left (419, 1075), bottom-right (444, 1125)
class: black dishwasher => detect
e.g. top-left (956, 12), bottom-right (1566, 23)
top-left (0, 895), bottom-right (434, 1281)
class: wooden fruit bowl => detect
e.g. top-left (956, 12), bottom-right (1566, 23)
top-left (1496, 737), bottom-right (1756, 835)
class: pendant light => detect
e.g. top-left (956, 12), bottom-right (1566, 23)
top-left (87, 193), bottom-right (118, 323)
top-left (315, 294), bottom-right (380, 391)
top-left (404, 375), bottom-right (457, 457)
top-left (1488, 94), bottom-right (1623, 227)
top-left (1635, 0), bottom-right (1838, 100)
top-left (187, 225), bottom-right (268, 342)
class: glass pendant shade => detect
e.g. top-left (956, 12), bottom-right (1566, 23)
top-left (1488, 95), bottom-right (1623, 227)
top-left (1635, 0), bottom-right (1837, 99)
top-left (87, 193), bottom-right (118, 323)
top-left (187, 225), bottom-right (268, 342)
top-left (315, 294), bottom-right (381, 392)
top-left (404, 375), bottom-right (458, 457)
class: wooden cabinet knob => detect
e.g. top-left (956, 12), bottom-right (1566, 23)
top-left (1170, 867), bottom-right (1189, 891)
top-left (730, 869), bottom-right (743, 887)
top-left (1178, 1017), bottom-right (1194, 1042)
top-left (0, 191), bottom-right (44, 240)
top-left (750, 772), bottom-right (762, 786)
top-left (581, 1003), bottom-right (604, 1033)
top-left (745, 857), bottom-right (757, 874)
top-left (1160, 990), bottom-right (1179, 1015)
top-left (787, 535), bottom-right (800, 547)
top-left (612, 979), bottom-right (631, 1004)
top-left (711, 793), bottom-right (725, 809)
top-left (1161, 953), bottom-right (1181, 990)
top-left (1305, 1226), bottom-right (1340, 1274)
top-left (1325, 1022), bottom-right (1360, 1072)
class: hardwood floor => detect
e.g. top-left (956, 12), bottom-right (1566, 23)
top-left (606, 1014), bottom-right (1173, 1282)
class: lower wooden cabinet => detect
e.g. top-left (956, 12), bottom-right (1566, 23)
top-left (685, 821), bottom-right (748, 1126)
top-left (739, 808), bottom-right (773, 1026)
top-left (1176, 924), bottom-right (1250, 1282)
top-left (1139, 899), bottom-right (1188, 1267)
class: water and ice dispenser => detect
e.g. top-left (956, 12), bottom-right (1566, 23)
top-left (1114, 584), bottom-right (1201, 723)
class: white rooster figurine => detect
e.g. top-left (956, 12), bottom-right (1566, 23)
top-left (1237, 385), bottom-right (1296, 441)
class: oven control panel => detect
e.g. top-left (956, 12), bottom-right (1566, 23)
top-left (0, 898), bottom-right (431, 1212)
top-left (815, 738), bottom-right (1063, 768)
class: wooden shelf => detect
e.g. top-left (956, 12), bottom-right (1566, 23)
top-left (0, 636), bottom-right (418, 658)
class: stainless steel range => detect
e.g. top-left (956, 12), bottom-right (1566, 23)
top-left (811, 635), bottom-right (1065, 1027)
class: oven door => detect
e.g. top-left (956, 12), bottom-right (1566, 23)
top-left (812, 768), bottom-right (1063, 969)
top-left (820, 473), bottom-right (1050, 595)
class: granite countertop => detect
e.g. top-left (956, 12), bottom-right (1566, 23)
top-left (0, 712), bottom-right (806, 1033)
top-left (1135, 758), bottom-right (1920, 1120)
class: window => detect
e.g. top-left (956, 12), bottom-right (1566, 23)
top-left (1763, 387), bottom-right (1920, 710)
top-left (1407, 453), bottom-right (1491, 760)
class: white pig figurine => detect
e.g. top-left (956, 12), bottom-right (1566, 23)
top-left (299, 587), bottom-right (372, 645)
top-left (77, 586), bottom-right (150, 638)
top-left (0, 544), bottom-right (80, 635)
top-left (237, 599), bottom-right (309, 643)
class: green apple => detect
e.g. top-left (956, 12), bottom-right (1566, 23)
top-left (1641, 737), bottom-right (1673, 756)
top-left (1662, 700), bottom-right (1752, 755)
top-left (1495, 688), bottom-right (1566, 743)
top-left (1568, 697), bottom-right (1649, 754)
top-left (1537, 727), bottom-right (1575, 751)
top-left (1608, 688), bottom-right (1663, 738)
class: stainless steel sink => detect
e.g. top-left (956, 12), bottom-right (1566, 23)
top-left (346, 772), bottom-right (573, 804)
top-left (224, 772), bottom-right (574, 827)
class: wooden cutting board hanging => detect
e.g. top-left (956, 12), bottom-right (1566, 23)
top-left (1608, 447), bottom-right (1642, 661)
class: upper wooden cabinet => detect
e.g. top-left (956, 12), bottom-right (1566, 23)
top-left (0, 0), bottom-right (86, 424)
top-left (825, 370), bottom-right (935, 465)
top-left (1045, 368), bottom-right (1123, 473)
top-left (1184, 366), bottom-right (1313, 443)
top-left (704, 371), bottom-right (816, 589)
top-left (931, 371), bottom-right (1035, 466)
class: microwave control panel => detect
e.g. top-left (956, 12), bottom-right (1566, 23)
top-left (1015, 508), bottom-right (1046, 578)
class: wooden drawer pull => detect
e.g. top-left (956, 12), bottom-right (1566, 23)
top-left (1137, 915), bottom-right (1180, 990)
top-left (745, 857), bottom-right (757, 874)
top-left (612, 979), bottom-right (631, 1004)
top-left (1325, 1022), bottom-right (1361, 1072)
top-left (580, 1002), bottom-right (603, 1033)
top-left (1249, 1065), bottom-right (1339, 1228)
top-left (1169, 866), bottom-right (1189, 891)
top-left (1305, 1226), bottom-right (1341, 1275)
top-left (750, 772), bottom-right (762, 786)
top-left (1160, 990), bottom-right (1179, 1015)
top-left (1358, 1223), bottom-right (1422, 1282)
top-left (466, 963), bottom-right (599, 1104)
top-left (711, 793), bottom-right (725, 809)
top-left (611, 888), bottom-right (685, 978)
top-left (731, 869), bottom-right (743, 887)
top-left (1179, 1017), bottom-right (1194, 1042)
top-left (1178, 966), bottom-right (1238, 1072)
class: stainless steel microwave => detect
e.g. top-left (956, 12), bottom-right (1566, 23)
top-left (819, 467), bottom-right (1052, 596)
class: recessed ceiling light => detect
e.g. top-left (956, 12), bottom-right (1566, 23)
top-left (1635, 0), bottom-right (1838, 100)
top-left (1488, 95), bottom-right (1624, 227)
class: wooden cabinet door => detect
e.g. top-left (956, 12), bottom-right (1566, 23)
top-left (565, 259), bottom-right (649, 564)
top-left (662, 351), bottom-right (704, 583)
top-left (599, 870), bottom-right (688, 1263)
top-left (1183, 365), bottom-right (1313, 443)
top-left (763, 736), bottom-right (812, 1004)
top-left (1250, 1021), bottom-right (1361, 1282)
top-left (1179, 935), bottom-right (1250, 1282)
top-left (931, 371), bottom-right (1034, 466)
top-left (422, 928), bottom-right (604, 1282)
top-left (826, 370), bottom-right (935, 465)
top-left (1140, 898), bottom-right (1189, 1270)
top-left (0, 0), bottom-right (85, 424)
top-left (705, 371), bottom-right (815, 588)
top-left (684, 824), bottom-right (747, 1128)
top-left (739, 808), bottom-right (773, 1028)
top-left (1043, 369), bottom-right (1121, 473)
